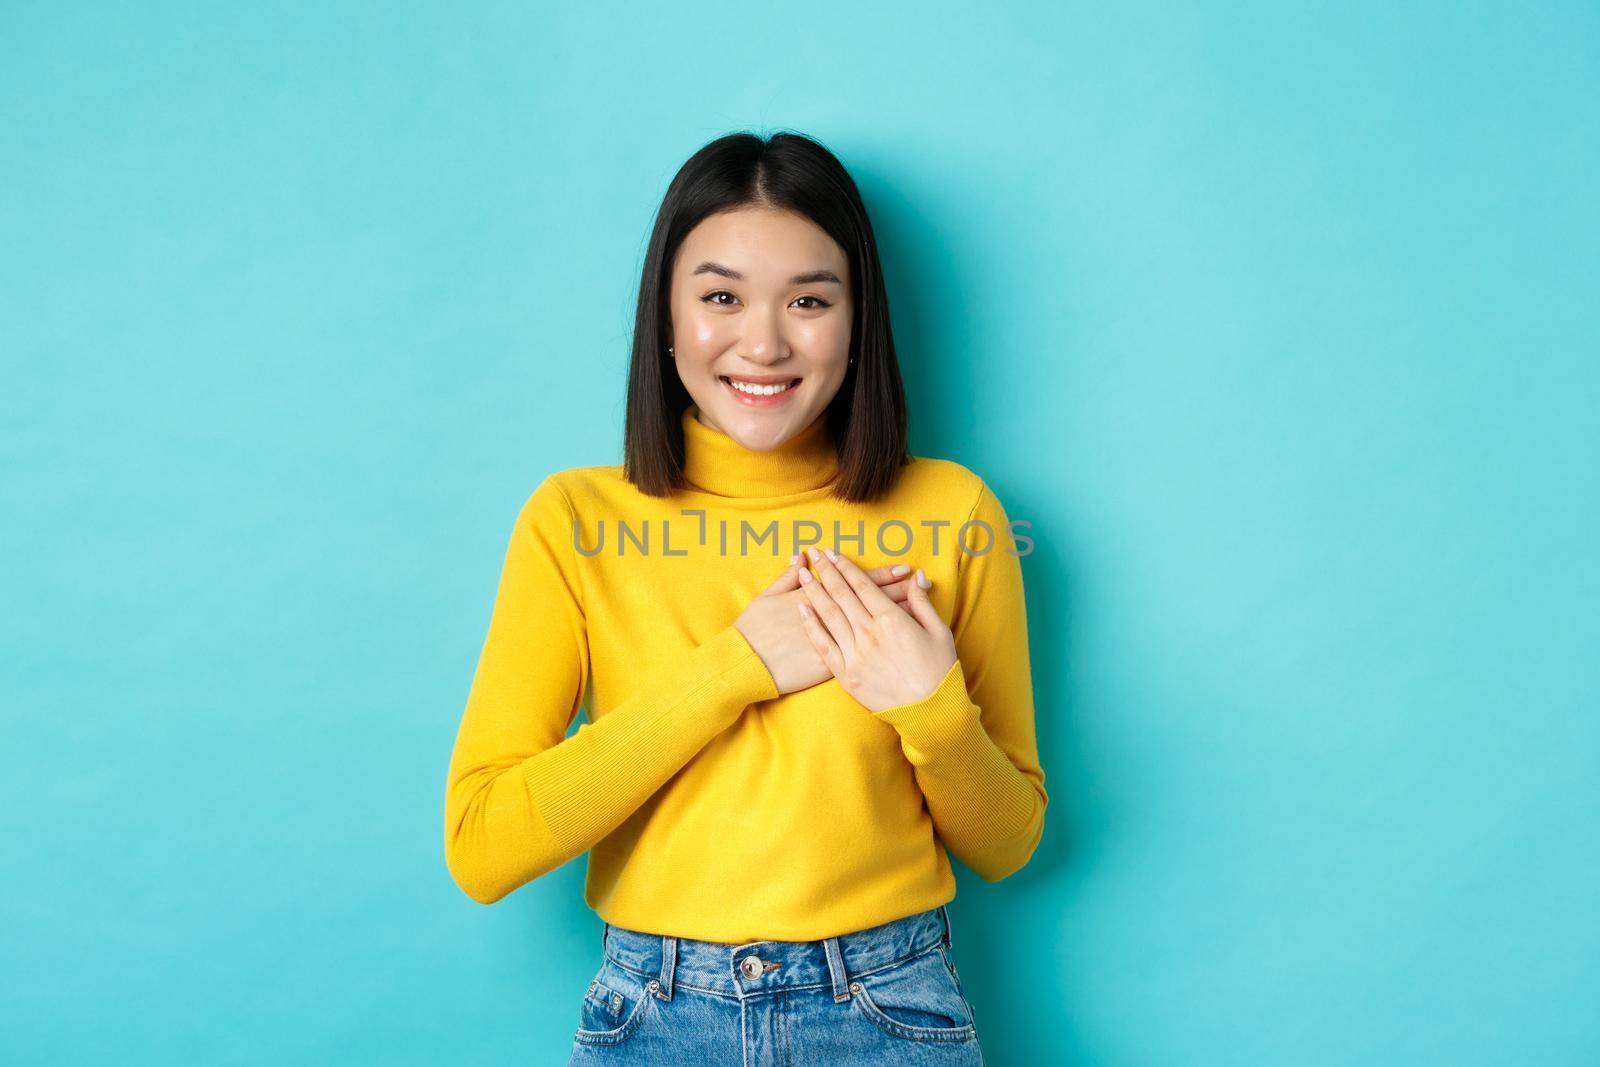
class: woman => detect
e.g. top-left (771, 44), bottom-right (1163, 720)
top-left (443, 130), bottom-right (1047, 1065)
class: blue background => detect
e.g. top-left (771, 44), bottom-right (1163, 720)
top-left (4, 3), bottom-right (1596, 1064)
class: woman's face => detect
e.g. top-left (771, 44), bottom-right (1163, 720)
top-left (667, 205), bottom-right (853, 449)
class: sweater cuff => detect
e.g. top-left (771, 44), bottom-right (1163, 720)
top-left (719, 622), bottom-right (782, 704)
top-left (871, 659), bottom-right (984, 766)
top-left (522, 622), bottom-right (779, 854)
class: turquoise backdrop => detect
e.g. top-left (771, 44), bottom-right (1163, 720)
top-left (4, 3), bottom-right (1596, 1064)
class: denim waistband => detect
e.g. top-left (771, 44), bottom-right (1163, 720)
top-left (600, 905), bottom-right (953, 1003)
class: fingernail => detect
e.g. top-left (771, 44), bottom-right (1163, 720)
top-left (890, 564), bottom-right (910, 577)
top-left (806, 547), bottom-right (821, 561)
top-left (917, 569), bottom-right (931, 589)
top-left (799, 568), bottom-right (812, 584)
top-left (791, 552), bottom-right (800, 566)
top-left (826, 549), bottom-right (840, 562)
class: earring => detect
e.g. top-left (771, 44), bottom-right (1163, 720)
top-left (666, 345), bottom-right (674, 357)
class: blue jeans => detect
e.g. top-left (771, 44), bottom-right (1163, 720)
top-left (566, 904), bottom-right (985, 1065)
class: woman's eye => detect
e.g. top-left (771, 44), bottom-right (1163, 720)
top-left (700, 292), bottom-right (832, 310)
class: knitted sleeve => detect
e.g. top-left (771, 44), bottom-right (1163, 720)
top-left (870, 478), bottom-right (1048, 882)
top-left (442, 475), bottom-right (779, 904)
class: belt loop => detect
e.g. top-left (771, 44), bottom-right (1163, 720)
top-left (937, 904), bottom-right (952, 949)
top-left (823, 935), bottom-right (852, 1003)
top-left (657, 934), bottom-right (677, 1001)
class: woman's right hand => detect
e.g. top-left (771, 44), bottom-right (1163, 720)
top-left (734, 553), bottom-right (930, 696)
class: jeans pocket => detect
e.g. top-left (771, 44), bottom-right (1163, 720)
top-left (573, 958), bottom-right (655, 1047)
top-left (848, 945), bottom-right (978, 1044)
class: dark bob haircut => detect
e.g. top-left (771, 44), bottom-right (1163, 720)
top-left (622, 130), bottom-right (910, 503)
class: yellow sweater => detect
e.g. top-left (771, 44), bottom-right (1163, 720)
top-left (443, 402), bottom-right (1047, 942)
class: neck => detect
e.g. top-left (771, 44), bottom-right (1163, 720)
top-left (679, 403), bottom-right (839, 497)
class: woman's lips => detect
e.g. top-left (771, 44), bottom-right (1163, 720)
top-left (720, 375), bottom-right (802, 406)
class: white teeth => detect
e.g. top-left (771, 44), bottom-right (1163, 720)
top-left (725, 377), bottom-right (797, 396)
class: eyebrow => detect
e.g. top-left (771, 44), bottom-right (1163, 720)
top-left (690, 261), bottom-right (844, 286)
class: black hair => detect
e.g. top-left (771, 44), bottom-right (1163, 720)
top-left (622, 130), bottom-right (910, 502)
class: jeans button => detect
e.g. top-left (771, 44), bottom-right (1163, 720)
top-left (739, 955), bottom-right (763, 980)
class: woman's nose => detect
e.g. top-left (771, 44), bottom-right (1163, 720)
top-left (739, 317), bottom-right (790, 363)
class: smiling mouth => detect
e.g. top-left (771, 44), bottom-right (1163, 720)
top-left (720, 376), bottom-right (803, 396)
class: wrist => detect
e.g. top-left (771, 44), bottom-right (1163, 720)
top-left (869, 656), bottom-right (960, 714)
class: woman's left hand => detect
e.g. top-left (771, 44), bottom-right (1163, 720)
top-left (795, 547), bottom-right (958, 713)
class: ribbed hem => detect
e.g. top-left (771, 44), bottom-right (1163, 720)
top-left (872, 657), bottom-right (1042, 850)
top-left (871, 658), bottom-right (979, 762)
top-left (718, 622), bottom-right (782, 705)
top-left (522, 623), bottom-right (778, 853)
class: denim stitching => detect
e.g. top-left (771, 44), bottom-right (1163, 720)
top-left (603, 935), bottom-right (944, 993)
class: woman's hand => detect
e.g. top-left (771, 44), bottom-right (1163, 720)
top-left (735, 553), bottom-right (928, 696)
top-left (795, 547), bottom-right (958, 713)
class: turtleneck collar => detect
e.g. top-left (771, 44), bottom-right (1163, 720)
top-left (680, 402), bottom-right (840, 497)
